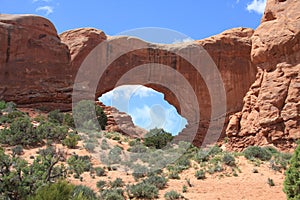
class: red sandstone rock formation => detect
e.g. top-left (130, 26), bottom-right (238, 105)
top-left (0, 0), bottom-right (299, 150)
top-left (97, 102), bottom-right (147, 138)
top-left (226, 0), bottom-right (300, 150)
top-left (0, 14), bottom-right (72, 110)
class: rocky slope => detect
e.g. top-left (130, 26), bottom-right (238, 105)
top-left (226, 0), bottom-right (300, 150)
top-left (97, 101), bottom-right (147, 138)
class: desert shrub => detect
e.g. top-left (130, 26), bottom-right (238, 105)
top-left (194, 149), bottom-right (209, 163)
top-left (208, 145), bottom-right (223, 156)
top-left (243, 146), bottom-right (272, 161)
top-left (12, 145), bottom-right (23, 155)
top-left (222, 153), bottom-right (236, 166)
top-left (132, 164), bottom-right (148, 180)
top-left (164, 190), bottom-right (183, 200)
top-left (100, 188), bottom-right (124, 200)
top-left (71, 185), bottom-right (97, 200)
top-left (129, 139), bottom-right (140, 147)
top-left (128, 143), bottom-right (148, 153)
top-left (195, 170), bottom-right (206, 180)
top-left (168, 170), bottom-right (180, 180)
top-left (73, 100), bottom-right (107, 131)
top-left (36, 122), bottom-right (68, 141)
top-left (84, 142), bottom-right (96, 153)
top-left (48, 110), bottom-right (64, 124)
top-left (95, 167), bottom-right (106, 176)
top-left (127, 182), bottom-right (158, 199)
top-left (0, 117), bottom-right (42, 146)
top-left (63, 113), bottom-right (75, 128)
top-left (28, 181), bottom-right (74, 200)
top-left (284, 144), bottom-right (300, 200)
top-left (182, 185), bottom-right (187, 193)
top-left (0, 100), bottom-right (6, 110)
top-left (67, 155), bottom-right (92, 177)
top-left (143, 174), bottom-right (168, 189)
top-left (108, 146), bottom-right (122, 164)
top-left (34, 115), bottom-right (47, 123)
top-left (267, 178), bottom-right (275, 186)
top-left (110, 178), bottom-right (124, 188)
top-left (7, 110), bottom-right (25, 120)
top-left (101, 139), bottom-right (109, 150)
top-left (144, 128), bottom-right (173, 149)
top-left (272, 152), bottom-right (292, 171)
top-left (174, 155), bottom-right (191, 171)
top-left (62, 133), bottom-right (80, 149)
top-left (96, 180), bottom-right (107, 191)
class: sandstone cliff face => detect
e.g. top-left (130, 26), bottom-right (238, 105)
top-left (226, 0), bottom-right (300, 150)
top-left (60, 28), bottom-right (107, 73)
top-left (0, 14), bottom-right (72, 110)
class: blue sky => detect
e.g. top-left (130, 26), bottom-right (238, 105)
top-left (1, 0), bottom-right (266, 134)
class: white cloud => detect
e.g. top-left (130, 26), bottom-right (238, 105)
top-left (246, 0), bottom-right (266, 14)
top-left (100, 85), bottom-right (155, 104)
top-left (172, 37), bottom-right (193, 44)
top-left (36, 6), bottom-right (53, 16)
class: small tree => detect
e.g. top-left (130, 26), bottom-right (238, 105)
top-left (284, 144), bottom-right (300, 200)
top-left (144, 128), bottom-right (173, 149)
top-left (73, 100), bottom-right (107, 131)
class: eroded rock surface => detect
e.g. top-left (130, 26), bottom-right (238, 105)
top-left (226, 0), bottom-right (300, 150)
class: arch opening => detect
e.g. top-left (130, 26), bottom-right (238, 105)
top-left (99, 84), bottom-right (188, 136)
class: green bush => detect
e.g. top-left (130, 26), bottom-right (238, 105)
top-left (110, 178), bottom-right (124, 188)
top-left (168, 170), bottom-right (180, 180)
top-left (132, 164), bottom-right (148, 180)
top-left (100, 188), bottom-right (124, 200)
top-left (243, 146), bottom-right (272, 161)
top-left (0, 117), bottom-right (42, 146)
top-left (36, 122), bottom-right (68, 141)
top-left (12, 145), bottom-right (24, 155)
top-left (48, 110), bottom-right (64, 124)
top-left (195, 170), bottom-right (206, 180)
top-left (284, 144), bottom-right (300, 200)
top-left (194, 149), bottom-right (209, 163)
top-left (143, 128), bottom-right (173, 149)
top-left (182, 185), bottom-right (187, 193)
top-left (101, 139), bottom-right (109, 150)
top-left (84, 142), bottom-right (96, 153)
top-left (127, 182), bottom-right (158, 199)
top-left (95, 167), bottom-right (106, 176)
top-left (4, 101), bottom-right (16, 112)
top-left (28, 181), bottom-right (74, 200)
top-left (143, 174), bottom-right (168, 189)
top-left (108, 146), bottom-right (122, 164)
top-left (0, 100), bottom-right (6, 110)
top-left (96, 180), bottom-right (107, 191)
top-left (67, 155), bottom-right (92, 177)
top-left (73, 100), bottom-right (107, 131)
top-left (62, 133), bottom-right (80, 149)
top-left (164, 190), bottom-right (183, 200)
top-left (128, 144), bottom-right (148, 153)
top-left (71, 185), bottom-right (97, 200)
top-left (222, 153), bottom-right (236, 166)
top-left (63, 113), bottom-right (75, 128)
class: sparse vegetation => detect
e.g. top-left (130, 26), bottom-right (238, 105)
top-left (195, 169), bottom-right (206, 180)
top-left (284, 143), bottom-right (300, 200)
top-left (127, 182), bottom-right (159, 199)
top-left (164, 190), bottom-right (183, 200)
top-left (243, 146), bottom-right (272, 161)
